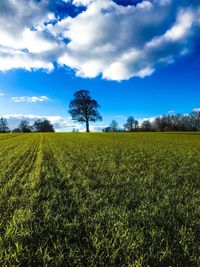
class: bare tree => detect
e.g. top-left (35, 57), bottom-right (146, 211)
top-left (0, 117), bottom-right (10, 133)
top-left (141, 120), bottom-right (152, 132)
top-left (124, 116), bottom-right (137, 132)
top-left (109, 120), bottom-right (119, 132)
top-left (18, 120), bottom-right (32, 133)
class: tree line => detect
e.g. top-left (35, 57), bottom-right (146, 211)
top-left (0, 118), bottom-right (54, 133)
top-left (68, 89), bottom-right (200, 132)
top-left (102, 112), bottom-right (200, 132)
top-left (1, 89), bottom-right (200, 133)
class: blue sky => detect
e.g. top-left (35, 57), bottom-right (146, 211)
top-left (0, 0), bottom-right (200, 131)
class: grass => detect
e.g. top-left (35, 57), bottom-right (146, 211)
top-left (0, 132), bottom-right (200, 266)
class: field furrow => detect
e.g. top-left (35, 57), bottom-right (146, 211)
top-left (0, 133), bottom-right (199, 266)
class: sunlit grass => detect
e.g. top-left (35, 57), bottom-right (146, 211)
top-left (0, 133), bottom-right (200, 266)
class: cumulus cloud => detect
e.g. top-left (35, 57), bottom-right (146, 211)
top-left (0, 0), bottom-right (200, 80)
top-left (0, 47), bottom-right (54, 72)
top-left (0, 0), bottom-right (60, 71)
top-left (11, 96), bottom-right (50, 103)
top-left (57, 0), bottom-right (200, 80)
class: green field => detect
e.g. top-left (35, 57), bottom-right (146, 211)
top-left (0, 133), bottom-right (200, 266)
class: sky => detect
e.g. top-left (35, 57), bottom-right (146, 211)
top-left (0, 0), bottom-right (200, 131)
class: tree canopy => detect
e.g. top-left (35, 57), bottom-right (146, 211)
top-left (0, 117), bottom-right (10, 133)
top-left (18, 120), bottom-right (32, 133)
top-left (124, 116), bottom-right (138, 132)
top-left (33, 120), bottom-right (55, 132)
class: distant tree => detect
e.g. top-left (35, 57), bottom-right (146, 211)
top-left (109, 120), bottom-right (119, 132)
top-left (102, 126), bottom-right (112, 132)
top-left (153, 114), bottom-right (196, 132)
top-left (0, 117), bottom-right (10, 133)
top-left (72, 128), bottom-right (79, 132)
top-left (33, 119), bottom-right (55, 132)
top-left (124, 116), bottom-right (137, 132)
top-left (190, 111), bottom-right (200, 131)
top-left (12, 128), bottom-right (20, 133)
top-left (134, 120), bottom-right (139, 130)
top-left (141, 120), bottom-right (152, 132)
top-left (18, 120), bottom-right (32, 133)
top-left (69, 89), bottom-right (102, 132)
top-left (154, 116), bottom-right (166, 131)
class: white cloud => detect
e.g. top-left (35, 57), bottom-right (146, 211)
top-left (11, 96), bottom-right (50, 103)
top-left (167, 110), bottom-right (176, 114)
top-left (72, 0), bottom-right (93, 6)
top-left (0, 0), bottom-right (59, 71)
top-left (56, 0), bottom-right (200, 80)
top-left (0, 93), bottom-right (5, 96)
top-left (0, 48), bottom-right (54, 72)
top-left (138, 116), bottom-right (156, 126)
top-left (165, 9), bottom-right (194, 41)
top-left (0, 0), bottom-right (200, 80)
top-left (193, 108), bottom-right (200, 112)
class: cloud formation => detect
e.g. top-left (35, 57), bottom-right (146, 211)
top-left (0, 0), bottom-right (200, 80)
top-left (11, 96), bottom-right (50, 103)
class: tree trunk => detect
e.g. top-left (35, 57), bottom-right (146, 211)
top-left (86, 120), bottom-right (90, 132)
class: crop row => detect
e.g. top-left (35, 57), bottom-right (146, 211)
top-left (0, 133), bottom-right (200, 266)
